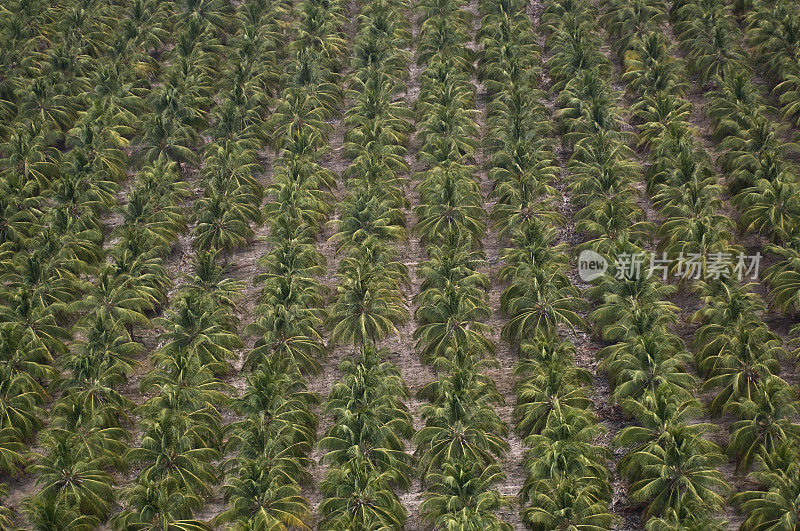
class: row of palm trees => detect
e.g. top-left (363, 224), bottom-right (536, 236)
top-left (741, 0), bottom-right (800, 128)
top-left (0, 0), bottom-right (180, 526)
top-left (542, 0), bottom-right (742, 527)
top-left (107, 0), bottom-right (297, 527)
top-left (316, 0), bottom-right (414, 527)
top-left (2, 0), bottom-right (799, 527)
top-left (220, 0), bottom-right (355, 527)
top-left (662, 0), bottom-right (800, 404)
top-left (479, 0), bottom-right (616, 528)
top-left (409, 0), bottom-right (519, 528)
top-left (543, 0), bottom-right (676, 527)
top-left (668, 0), bottom-right (800, 234)
top-left (667, 0), bottom-right (800, 365)
top-left (98, 1), bottom-right (269, 527)
top-left (0, 0), bottom-right (332, 527)
top-left (601, 0), bottom-right (800, 528)
top-left (665, 1), bottom-right (800, 527)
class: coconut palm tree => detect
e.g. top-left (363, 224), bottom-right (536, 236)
top-left (734, 173), bottom-right (800, 242)
top-left (725, 378), bottom-right (800, 472)
top-left (733, 442), bottom-right (800, 530)
top-left (523, 476), bottom-right (615, 530)
top-left (414, 282), bottom-right (494, 364)
top-left (215, 461), bottom-right (311, 530)
top-left (71, 266), bottom-right (154, 339)
top-left (327, 262), bottom-right (407, 347)
top-left (763, 238), bottom-right (800, 313)
top-left (522, 407), bottom-right (611, 503)
top-left (228, 364), bottom-right (318, 454)
top-left (644, 508), bottom-right (727, 531)
top-left (318, 459), bottom-right (406, 530)
top-left (23, 494), bottom-right (99, 531)
top-left (112, 479), bottom-right (211, 531)
top-left (126, 410), bottom-right (220, 495)
top-left (27, 432), bottom-right (116, 520)
top-left (420, 459), bottom-right (512, 529)
top-left (700, 322), bottom-right (783, 416)
top-left (600, 332), bottom-right (696, 403)
top-left (501, 269), bottom-right (586, 340)
top-left (514, 357), bottom-right (593, 437)
top-left (414, 368), bottom-right (508, 476)
top-left (154, 292), bottom-right (242, 372)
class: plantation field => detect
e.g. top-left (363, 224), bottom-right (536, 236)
top-left (2, 0), bottom-right (800, 529)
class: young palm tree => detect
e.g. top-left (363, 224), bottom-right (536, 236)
top-left (27, 432), bottom-right (116, 520)
top-left (23, 494), bottom-right (99, 531)
top-left (0, 330), bottom-right (50, 443)
top-left (546, 31), bottom-right (610, 92)
top-left (266, 92), bottom-right (334, 152)
top-left (600, 332), bottom-right (696, 403)
top-left (557, 70), bottom-right (622, 144)
top-left (522, 407), bottom-right (611, 504)
top-left (419, 239), bottom-right (489, 292)
top-left (678, 16), bottom-right (747, 83)
top-left (45, 396), bottom-right (130, 469)
top-left (0, 426), bottom-right (25, 478)
top-left (644, 508), bottom-right (727, 531)
top-left (0, 289), bottom-right (70, 358)
top-left (501, 269), bottom-right (586, 340)
top-left (602, 0), bottom-right (667, 58)
top-left (228, 364), bottom-right (319, 455)
top-left (420, 459), bottom-right (512, 529)
top-left (125, 410), bottom-right (220, 495)
top-left (318, 459), bottom-right (407, 530)
top-left (735, 177), bottom-right (800, 242)
top-left (113, 479), bottom-right (211, 531)
top-left (514, 357), bottom-right (593, 437)
top-left (763, 237), bottom-right (800, 313)
top-left (139, 352), bottom-right (231, 446)
top-left (327, 262), bottom-right (407, 347)
top-left (523, 477), bottom-right (615, 531)
top-left (192, 191), bottom-right (256, 259)
top-left (320, 346), bottom-right (414, 487)
top-left (414, 167), bottom-right (486, 247)
top-left (414, 282), bottom-right (494, 364)
top-left (706, 69), bottom-right (770, 141)
top-left (589, 272), bottom-right (679, 342)
top-left (733, 442), bottom-right (800, 530)
top-left (245, 314), bottom-right (324, 375)
top-left (178, 250), bottom-right (244, 309)
top-left (215, 461), bottom-right (311, 530)
top-left (414, 368), bottom-right (508, 476)
top-left (333, 193), bottom-right (406, 245)
top-left (700, 323), bottom-right (783, 416)
top-left (154, 292), bottom-right (242, 372)
top-left (614, 387), bottom-right (707, 477)
top-left (71, 266), bottom-right (154, 339)
top-left (725, 378), bottom-right (800, 472)
top-left (615, 388), bottom-right (729, 521)
top-left (626, 430), bottom-right (729, 520)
